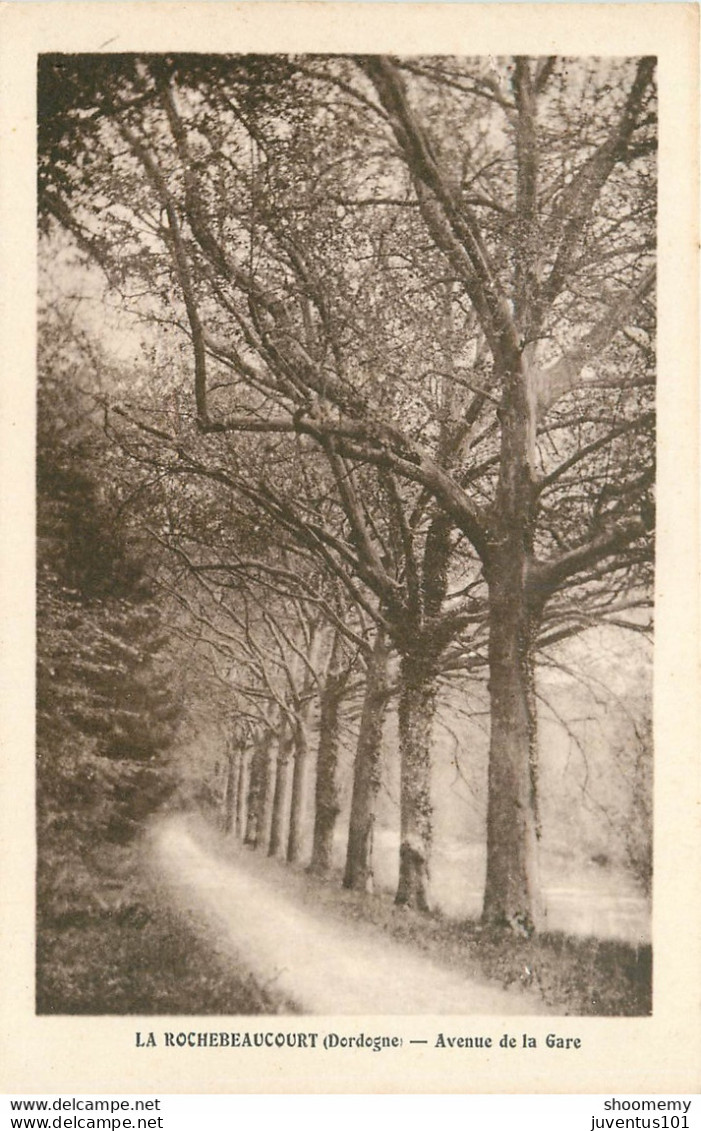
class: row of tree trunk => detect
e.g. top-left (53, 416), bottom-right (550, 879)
top-left (218, 572), bottom-right (548, 938)
top-left (220, 627), bottom-right (393, 896)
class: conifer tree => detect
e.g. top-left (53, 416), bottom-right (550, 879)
top-left (37, 347), bottom-right (182, 922)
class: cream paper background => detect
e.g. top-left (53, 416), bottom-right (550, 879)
top-left (0, 1), bottom-right (698, 1095)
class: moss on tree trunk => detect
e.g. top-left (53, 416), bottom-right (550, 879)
top-left (268, 730), bottom-right (292, 858)
top-left (482, 566), bottom-right (543, 933)
top-left (344, 631), bottom-right (391, 892)
top-left (309, 661), bottom-right (347, 876)
top-left (286, 714), bottom-right (309, 864)
top-left (395, 653), bottom-right (436, 912)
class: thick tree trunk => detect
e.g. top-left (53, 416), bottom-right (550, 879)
top-left (482, 558), bottom-right (543, 933)
top-left (244, 745), bottom-right (260, 847)
top-left (268, 728), bottom-right (292, 858)
top-left (481, 352), bottom-right (544, 932)
top-left (245, 731), bottom-right (273, 848)
top-left (309, 657), bottom-right (348, 876)
top-left (222, 746), bottom-right (238, 835)
top-left (343, 630), bottom-right (391, 892)
top-left (286, 713), bottom-right (309, 864)
top-left (234, 745), bottom-right (248, 840)
top-left (250, 729), bottom-right (276, 850)
top-left (395, 652), bottom-right (436, 911)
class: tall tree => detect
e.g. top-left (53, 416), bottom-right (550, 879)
top-left (360, 55), bottom-right (655, 928)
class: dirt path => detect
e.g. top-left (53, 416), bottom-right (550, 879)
top-left (149, 817), bottom-right (551, 1015)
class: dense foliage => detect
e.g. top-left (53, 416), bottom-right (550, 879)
top-left (37, 51), bottom-right (656, 926)
top-left (36, 350), bottom-right (182, 934)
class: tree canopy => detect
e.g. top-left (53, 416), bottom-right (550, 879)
top-left (38, 52), bottom-right (656, 929)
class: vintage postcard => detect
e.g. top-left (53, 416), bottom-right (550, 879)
top-left (0, 1), bottom-right (698, 1095)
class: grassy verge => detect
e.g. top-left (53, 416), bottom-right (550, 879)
top-left (313, 883), bottom-right (652, 1016)
top-left (314, 878), bottom-right (651, 1016)
top-left (369, 907), bottom-right (651, 1016)
top-left (210, 826), bottom-right (652, 1017)
top-left (37, 819), bottom-right (651, 1017)
top-left (36, 840), bottom-right (291, 1015)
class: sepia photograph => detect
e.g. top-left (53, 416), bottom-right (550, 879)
top-left (35, 48), bottom-right (656, 1018)
top-left (0, 0), bottom-right (698, 1096)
